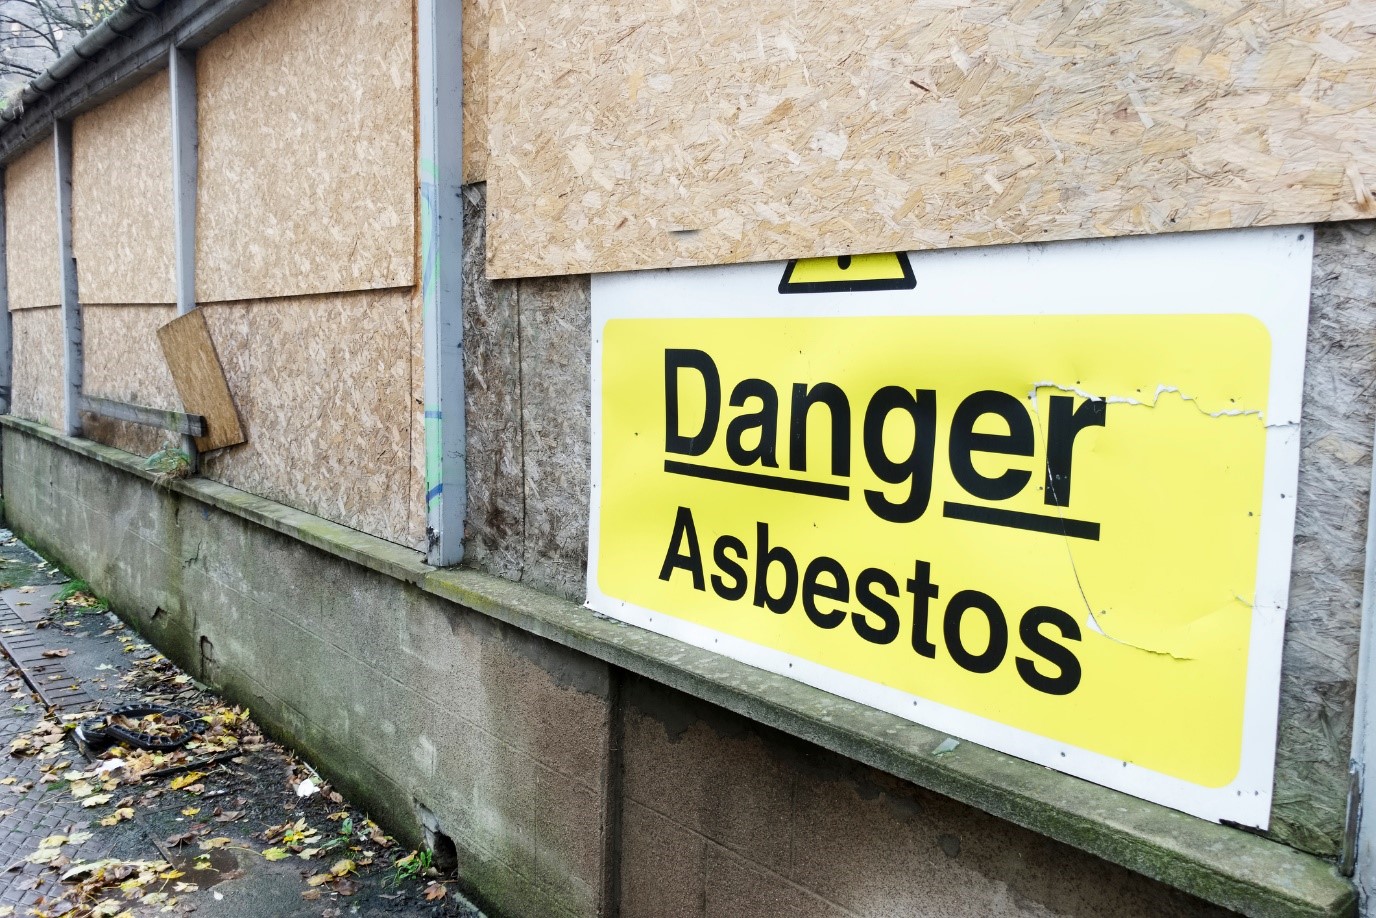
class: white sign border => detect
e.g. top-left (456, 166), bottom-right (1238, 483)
top-left (587, 225), bottom-right (1314, 827)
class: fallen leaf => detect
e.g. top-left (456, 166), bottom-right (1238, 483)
top-left (41, 648), bottom-right (72, 658)
top-left (25, 847), bottom-right (61, 864)
top-left (334, 878), bottom-right (359, 896)
top-left (165, 833), bottom-right (197, 848)
top-left (39, 834), bottom-right (67, 848)
top-left (424, 882), bottom-right (447, 902)
top-left (262, 848), bottom-right (290, 862)
top-left (198, 837), bottom-right (232, 850)
top-left (99, 807), bottom-right (135, 827)
top-left (169, 772), bottom-right (205, 791)
top-left (306, 873), bottom-right (333, 887)
top-left (330, 859), bottom-right (355, 877)
top-left (81, 793), bottom-right (113, 808)
top-left (180, 807), bottom-right (200, 817)
top-left (301, 890), bottom-right (322, 901)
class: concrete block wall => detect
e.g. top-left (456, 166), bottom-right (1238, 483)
top-left (2, 430), bottom-right (612, 918)
top-left (617, 676), bottom-right (1230, 918)
top-left (1, 427), bottom-right (1241, 917)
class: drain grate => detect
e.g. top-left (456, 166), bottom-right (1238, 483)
top-left (0, 598), bottom-right (98, 715)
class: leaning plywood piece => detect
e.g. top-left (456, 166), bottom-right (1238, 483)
top-left (488, 0), bottom-right (1376, 278)
top-left (157, 309), bottom-right (245, 452)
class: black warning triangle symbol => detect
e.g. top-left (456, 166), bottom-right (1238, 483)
top-left (778, 252), bottom-right (916, 294)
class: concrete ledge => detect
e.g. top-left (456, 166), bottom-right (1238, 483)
top-left (1, 415), bottom-right (1356, 918)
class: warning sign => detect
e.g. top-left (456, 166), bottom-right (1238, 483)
top-left (589, 228), bottom-right (1312, 826)
top-left (778, 252), bottom-right (915, 293)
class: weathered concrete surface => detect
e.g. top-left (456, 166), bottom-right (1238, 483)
top-left (1, 428), bottom-right (612, 918)
top-left (619, 676), bottom-right (1235, 918)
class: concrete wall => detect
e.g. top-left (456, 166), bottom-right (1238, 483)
top-left (1, 426), bottom-right (1239, 917)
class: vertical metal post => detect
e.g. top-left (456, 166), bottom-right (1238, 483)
top-left (170, 44), bottom-right (199, 467)
top-left (418, 0), bottom-right (466, 565)
top-left (54, 121), bottom-right (80, 437)
top-left (0, 177), bottom-right (12, 416)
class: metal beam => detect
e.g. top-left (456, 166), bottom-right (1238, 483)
top-left (417, 0), bottom-right (466, 566)
top-left (170, 45), bottom-right (197, 316)
top-left (54, 122), bottom-right (80, 437)
top-left (169, 43), bottom-right (199, 468)
top-left (0, 181), bottom-right (11, 415)
top-left (77, 395), bottom-right (206, 437)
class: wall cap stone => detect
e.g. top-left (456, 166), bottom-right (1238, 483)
top-left (0, 414), bottom-right (1356, 918)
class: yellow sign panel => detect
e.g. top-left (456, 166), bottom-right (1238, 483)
top-left (599, 313), bottom-right (1267, 786)
top-left (589, 231), bottom-right (1311, 825)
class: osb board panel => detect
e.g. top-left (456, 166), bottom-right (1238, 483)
top-left (72, 71), bottom-right (175, 306)
top-left (5, 143), bottom-right (59, 310)
top-left (463, 0), bottom-right (489, 181)
top-left (198, 290), bottom-right (424, 549)
top-left (195, 0), bottom-right (415, 303)
top-left (488, 0), bottom-right (1376, 279)
top-left (81, 304), bottom-right (180, 458)
top-left (1268, 220), bottom-right (1376, 856)
top-left (157, 309), bottom-right (247, 452)
top-left (10, 307), bottom-right (62, 427)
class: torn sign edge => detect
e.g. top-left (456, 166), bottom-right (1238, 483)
top-left (585, 224), bottom-right (1313, 828)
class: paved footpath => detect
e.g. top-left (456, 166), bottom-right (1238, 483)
top-left (0, 529), bottom-right (484, 918)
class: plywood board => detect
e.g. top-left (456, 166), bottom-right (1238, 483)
top-left (10, 306), bottom-right (63, 426)
top-left (82, 304), bottom-right (180, 457)
top-left (462, 0), bottom-right (489, 182)
top-left (157, 309), bottom-right (246, 452)
top-left (72, 71), bottom-right (175, 306)
top-left (198, 290), bottom-right (424, 549)
top-left (487, 0), bottom-right (1376, 279)
top-left (5, 143), bottom-right (59, 310)
top-left (195, 0), bottom-right (415, 303)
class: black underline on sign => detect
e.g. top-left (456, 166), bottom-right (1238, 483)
top-left (942, 502), bottom-right (1101, 541)
top-left (664, 460), bottom-right (850, 501)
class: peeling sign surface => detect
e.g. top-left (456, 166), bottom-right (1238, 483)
top-left (588, 227), bottom-right (1312, 826)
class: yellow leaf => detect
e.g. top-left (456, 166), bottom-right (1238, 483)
top-left (39, 834), bottom-right (67, 848)
top-left (81, 793), bottom-right (113, 808)
top-left (180, 807), bottom-right (200, 817)
top-left (262, 848), bottom-right (290, 862)
top-left (169, 772), bottom-right (205, 791)
top-left (306, 873), bottom-right (333, 887)
top-left (198, 838), bottom-right (232, 850)
top-left (330, 858), bottom-right (356, 877)
top-left (25, 847), bottom-right (61, 864)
